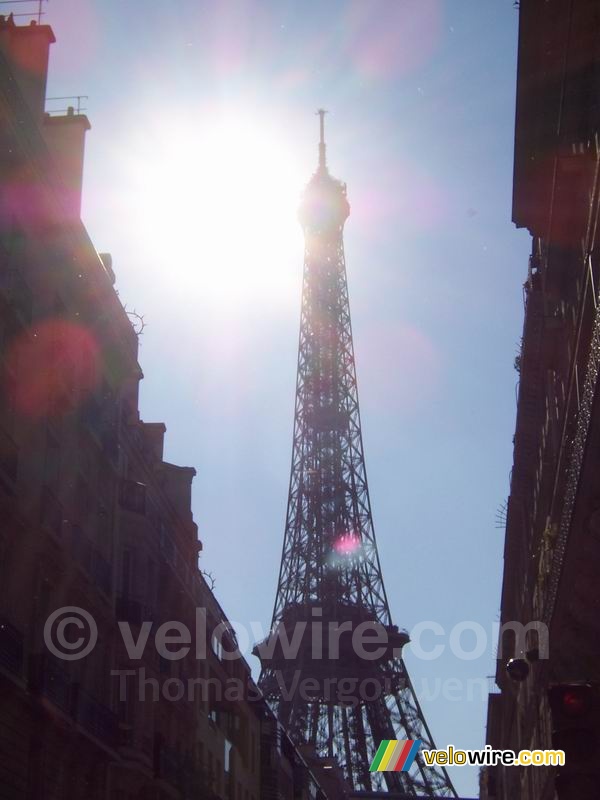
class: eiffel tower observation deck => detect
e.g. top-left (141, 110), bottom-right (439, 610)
top-left (254, 112), bottom-right (457, 796)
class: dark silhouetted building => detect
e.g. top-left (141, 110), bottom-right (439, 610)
top-left (0, 15), bottom-right (336, 800)
top-left (486, 1), bottom-right (600, 798)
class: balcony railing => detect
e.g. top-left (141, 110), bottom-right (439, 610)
top-left (72, 683), bottom-right (118, 746)
top-left (28, 655), bottom-right (118, 747)
top-left (29, 653), bottom-right (71, 714)
top-left (0, 618), bottom-right (24, 676)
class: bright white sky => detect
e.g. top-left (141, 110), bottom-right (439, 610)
top-left (45, 2), bottom-right (530, 795)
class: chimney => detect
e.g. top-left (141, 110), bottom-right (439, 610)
top-left (42, 111), bottom-right (91, 218)
top-left (0, 17), bottom-right (55, 119)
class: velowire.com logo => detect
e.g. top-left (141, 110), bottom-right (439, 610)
top-left (369, 740), bottom-right (422, 773)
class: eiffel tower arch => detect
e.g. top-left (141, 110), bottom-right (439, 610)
top-left (255, 111), bottom-right (456, 796)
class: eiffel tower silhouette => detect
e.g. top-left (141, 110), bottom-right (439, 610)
top-left (255, 111), bottom-right (456, 795)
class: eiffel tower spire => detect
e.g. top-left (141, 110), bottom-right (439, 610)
top-left (255, 113), bottom-right (456, 796)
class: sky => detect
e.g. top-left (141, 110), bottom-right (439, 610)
top-left (43, 1), bottom-right (531, 795)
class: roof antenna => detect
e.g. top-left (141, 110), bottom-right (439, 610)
top-left (316, 108), bottom-right (327, 172)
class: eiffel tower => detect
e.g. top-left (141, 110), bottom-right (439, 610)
top-left (255, 111), bottom-right (456, 795)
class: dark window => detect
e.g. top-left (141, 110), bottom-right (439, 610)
top-left (121, 549), bottom-right (132, 597)
top-left (0, 427), bottom-right (18, 484)
top-left (0, 362), bottom-right (17, 435)
top-left (41, 487), bottom-right (63, 539)
top-left (44, 432), bottom-right (60, 489)
top-left (76, 476), bottom-right (94, 529)
top-left (119, 479), bottom-right (146, 514)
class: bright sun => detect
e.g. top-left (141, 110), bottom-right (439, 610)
top-left (121, 110), bottom-right (306, 304)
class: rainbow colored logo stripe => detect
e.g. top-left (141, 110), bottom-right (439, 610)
top-left (369, 739), bottom-right (422, 772)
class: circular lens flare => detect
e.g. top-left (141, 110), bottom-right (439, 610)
top-left (333, 533), bottom-right (362, 555)
top-left (5, 319), bottom-right (100, 419)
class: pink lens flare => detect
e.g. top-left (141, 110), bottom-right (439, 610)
top-left (5, 319), bottom-right (101, 419)
top-left (333, 533), bottom-right (362, 555)
top-left (344, 0), bottom-right (443, 81)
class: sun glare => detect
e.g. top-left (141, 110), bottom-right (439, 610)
top-left (120, 111), bottom-right (305, 305)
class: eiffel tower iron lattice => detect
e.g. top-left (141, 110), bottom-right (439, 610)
top-left (255, 111), bottom-right (456, 796)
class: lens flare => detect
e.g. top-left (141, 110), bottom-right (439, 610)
top-left (333, 533), bottom-right (362, 555)
top-left (5, 319), bottom-right (100, 419)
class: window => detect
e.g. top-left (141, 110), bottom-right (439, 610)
top-left (44, 432), bottom-right (60, 489)
top-left (208, 752), bottom-right (214, 787)
top-left (75, 476), bottom-right (94, 530)
top-left (0, 363), bottom-right (16, 435)
top-left (147, 558), bottom-right (157, 608)
top-left (224, 739), bottom-right (233, 773)
top-left (212, 634), bottom-right (224, 661)
top-left (119, 479), bottom-right (146, 514)
top-left (159, 655), bottom-right (171, 676)
top-left (121, 549), bottom-right (132, 597)
top-left (40, 487), bottom-right (63, 539)
top-left (0, 223), bottom-right (32, 324)
top-left (0, 427), bottom-right (18, 484)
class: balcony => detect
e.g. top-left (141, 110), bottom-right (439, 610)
top-left (72, 683), bottom-right (118, 746)
top-left (0, 618), bottom-right (24, 676)
top-left (29, 653), bottom-right (71, 714)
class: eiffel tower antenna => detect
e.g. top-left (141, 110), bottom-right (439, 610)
top-left (254, 114), bottom-right (457, 795)
top-left (317, 107), bottom-right (327, 172)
